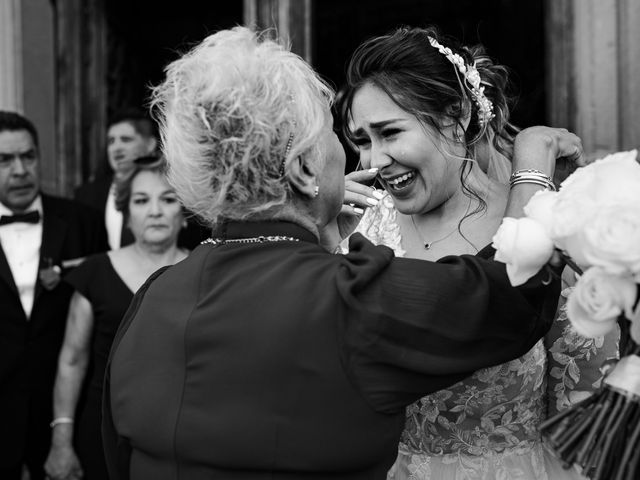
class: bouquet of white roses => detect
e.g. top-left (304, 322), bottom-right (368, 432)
top-left (492, 150), bottom-right (640, 480)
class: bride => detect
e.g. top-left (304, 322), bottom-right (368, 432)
top-left (340, 26), bottom-right (618, 480)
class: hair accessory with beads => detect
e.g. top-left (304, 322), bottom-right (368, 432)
top-left (427, 36), bottom-right (495, 127)
top-left (279, 132), bottom-right (294, 177)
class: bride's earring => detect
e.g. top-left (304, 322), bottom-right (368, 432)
top-left (314, 186), bottom-right (320, 197)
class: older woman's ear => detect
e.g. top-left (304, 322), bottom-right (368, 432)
top-left (286, 155), bottom-right (319, 199)
top-left (146, 136), bottom-right (158, 155)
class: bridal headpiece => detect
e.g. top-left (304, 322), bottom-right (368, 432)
top-left (427, 36), bottom-right (495, 127)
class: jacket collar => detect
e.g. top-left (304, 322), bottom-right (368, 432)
top-left (211, 220), bottom-right (318, 245)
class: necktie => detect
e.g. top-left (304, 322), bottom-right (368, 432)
top-left (0, 210), bottom-right (41, 226)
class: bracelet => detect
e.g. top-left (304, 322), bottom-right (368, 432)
top-left (509, 169), bottom-right (556, 191)
top-left (510, 178), bottom-right (555, 190)
top-left (50, 417), bottom-right (74, 428)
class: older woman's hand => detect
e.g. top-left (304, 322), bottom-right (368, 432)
top-left (512, 126), bottom-right (585, 185)
top-left (344, 168), bottom-right (383, 210)
top-left (339, 168), bottom-right (384, 237)
top-left (44, 443), bottom-right (83, 480)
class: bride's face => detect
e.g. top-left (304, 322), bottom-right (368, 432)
top-left (349, 83), bottom-right (466, 216)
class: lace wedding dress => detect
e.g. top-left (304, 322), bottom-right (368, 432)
top-left (353, 195), bottom-right (618, 480)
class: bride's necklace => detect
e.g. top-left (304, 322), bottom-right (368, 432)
top-left (409, 215), bottom-right (458, 250)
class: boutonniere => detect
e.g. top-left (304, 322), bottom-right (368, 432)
top-left (39, 257), bottom-right (61, 291)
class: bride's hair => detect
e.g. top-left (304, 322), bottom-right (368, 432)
top-left (340, 26), bottom-right (520, 224)
top-left (341, 26), bottom-right (518, 171)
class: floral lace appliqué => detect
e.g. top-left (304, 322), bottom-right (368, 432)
top-left (353, 198), bottom-right (616, 480)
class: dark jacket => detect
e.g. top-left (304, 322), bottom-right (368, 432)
top-left (0, 194), bottom-right (108, 468)
top-left (104, 221), bottom-right (559, 480)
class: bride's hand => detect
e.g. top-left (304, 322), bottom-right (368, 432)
top-left (339, 167), bottom-right (384, 240)
top-left (512, 126), bottom-right (585, 185)
top-left (319, 168), bottom-right (384, 252)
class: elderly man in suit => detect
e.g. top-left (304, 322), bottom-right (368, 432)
top-left (0, 111), bottom-right (108, 480)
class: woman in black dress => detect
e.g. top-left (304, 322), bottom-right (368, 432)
top-left (44, 157), bottom-right (188, 480)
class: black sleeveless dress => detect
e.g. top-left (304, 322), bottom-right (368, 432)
top-left (65, 253), bottom-right (133, 480)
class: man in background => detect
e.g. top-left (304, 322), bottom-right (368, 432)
top-left (0, 111), bottom-right (107, 480)
top-left (75, 108), bottom-right (157, 249)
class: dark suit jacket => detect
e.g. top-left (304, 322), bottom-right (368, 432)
top-left (104, 221), bottom-right (560, 480)
top-left (0, 194), bottom-right (108, 467)
top-left (75, 176), bottom-right (209, 249)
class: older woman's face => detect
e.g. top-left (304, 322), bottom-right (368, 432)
top-left (317, 120), bottom-right (347, 225)
top-left (128, 170), bottom-right (183, 246)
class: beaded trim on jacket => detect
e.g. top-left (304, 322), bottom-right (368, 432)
top-left (202, 236), bottom-right (300, 245)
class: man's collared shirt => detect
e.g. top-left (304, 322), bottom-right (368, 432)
top-left (105, 182), bottom-right (123, 250)
top-left (0, 196), bottom-right (43, 319)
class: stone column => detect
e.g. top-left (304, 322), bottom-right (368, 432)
top-left (546, 0), bottom-right (640, 155)
top-left (0, 0), bottom-right (23, 112)
top-left (243, 0), bottom-right (313, 62)
top-left (55, 0), bottom-right (107, 195)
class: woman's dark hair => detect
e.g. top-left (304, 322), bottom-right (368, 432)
top-left (108, 108), bottom-right (158, 141)
top-left (340, 26), bottom-right (520, 240)
top-left (114, 155), bottom-right (167, 216)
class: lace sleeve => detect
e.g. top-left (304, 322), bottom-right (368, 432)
top-left (544, 269), bottom-right (620, 418)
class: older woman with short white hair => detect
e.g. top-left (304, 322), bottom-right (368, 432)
top-left (103, 27), bottom-right (584, 480)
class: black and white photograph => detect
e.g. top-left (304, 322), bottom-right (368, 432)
top-left (1, 1), bottom-right (639, 479)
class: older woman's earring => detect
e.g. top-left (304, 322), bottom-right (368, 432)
top-left (314, 186), bottom-right (320, 197)
top-left (182, 220), bottom-right (188, 229)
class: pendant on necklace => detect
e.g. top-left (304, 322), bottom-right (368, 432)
top-left (424, 242), bottom-right (431, 250)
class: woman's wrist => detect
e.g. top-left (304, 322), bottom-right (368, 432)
top-left (504, 183), bottom-right (547, 219)
top-left (509, 169), bottom-right (556, 191)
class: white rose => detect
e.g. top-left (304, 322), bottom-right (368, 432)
top-left (566, 267), bottom-right (637, 338)
top-left (552, 152), bottom-right (640, 267)
top-left (552, 167), bottom-right (598, 242)
top-left (492, 217), bottom-right (555, 286)
top-left (523, 190), bottom-right (558, 235)
top-left (589, 152), bottom-right (640, 206)
top-left (630, 302), bottom-right (640, 345)
top-left (578, 205), bottom-right (640, 276)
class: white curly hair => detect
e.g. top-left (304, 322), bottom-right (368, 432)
top-left (151, 27), bottom-right (335, 226)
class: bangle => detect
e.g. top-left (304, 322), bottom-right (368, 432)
top-left (50, 417), bottom-right (74, 428)
top-left (509, 169), bottom-right (556, 191)
top-left (510, 178), bottom-right (554, 189)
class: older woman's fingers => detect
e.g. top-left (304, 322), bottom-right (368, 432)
top-left (345, 168), bottom-right (384, 208)
top-left (345, 167), bottom-right (378, 183)
top-left (344, 188), bottom-right (383, 209)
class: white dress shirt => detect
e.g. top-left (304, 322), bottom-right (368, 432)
top-left (0, 197), bottom-right (43, 319)
top-left (105, 182), bottom-right (123, 250)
